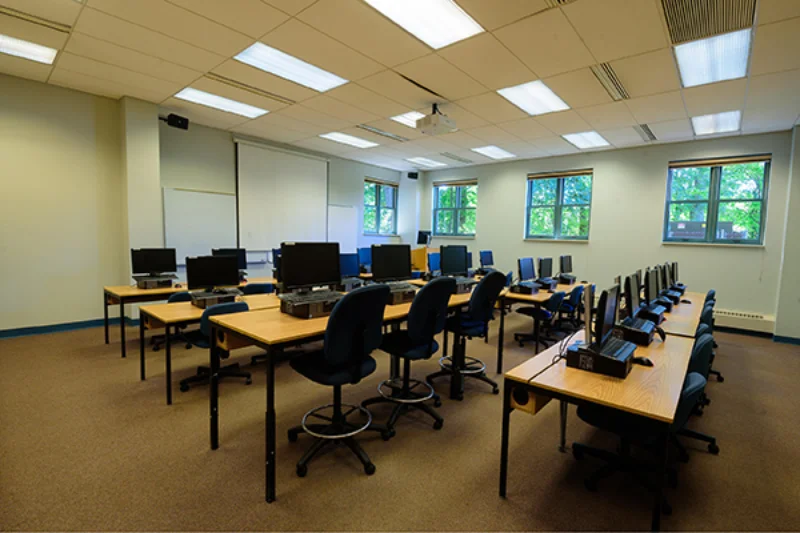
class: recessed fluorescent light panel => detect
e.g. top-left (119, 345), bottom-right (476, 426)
top-left (674, 29), bottom-right (751, 88)
top-left (407, 157), bottom-right (447, 168)
top-left (320, 132), bottom-right (379, 148)
top-left (691, 110), bottom-right (741, 136)
top-left (0, 33), bottom-right (57, 64)
top-left (363, 0), bottom-right (484, 49)
top-left (174, 88), bottom-right (268, 118)
top-left (562, 131), bottom-right (610, 149)
top-left (235, 42), bottom-right (348, 92)
top-left (497, 80), bottom-right (570, 116)
top-left (471, 145), bottom-right (516, 160)
top-left (391, 111), bottom-right (426, 128)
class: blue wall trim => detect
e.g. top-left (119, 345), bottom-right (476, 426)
top-left (774, 335), bottom-right (800, 346)
top-left (0, 317), bottom-right (140, 339)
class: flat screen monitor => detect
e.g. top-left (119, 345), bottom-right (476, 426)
top-left (371, 244), bottom-right (411, 282)
top-left (594, 286), bottom-right (620, 346)
top-left (357, 247), bottom-right (372, 266)
top-left (417, 230), bottom-right (432, 245)
top-left (131, 248), bottom-right (177, 275)
top-left (212, 248), bottom-right (247, 270)
top-left (560, 255), bottom-right (573, 274)
top-left (186, 255), bottom-right (239, 290)
top-left (441, 245), bottom-right (468, 276)
top-left (655, 265), bottom-right (665, 293)
top-left (625, 273), bottom-right (641, 317)
top-left (645, 269), bottom-right (658, 303)
top-left (538, 257), bottom-right (553, 279)
top-left (281, 242), bottom-right (340, 290)
top-left (636, 269), bottom-right (643, 288)
top-left (518, 257), bottom-right (535, 281)
top-left (664, 262), bottom-right (673, 287)
top-left (672, 262), bottom-right (679, 284)
top-left (339, 253), bottom-right (360, 278)
top-left (479, 250), bottom-right (494, 267)
top-left (467, 252), bottom-right (473, 269)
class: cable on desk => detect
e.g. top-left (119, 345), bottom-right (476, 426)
top-left (525, 326), bottom-right (584, 384)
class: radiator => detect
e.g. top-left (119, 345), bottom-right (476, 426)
top-left (714, 309), bottom-right (775, 334)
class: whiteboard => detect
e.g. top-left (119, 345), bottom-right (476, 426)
top-left (328, 205), bottom-right (358, 253)
top-left (163, 188), bottom-right (236, 264)
top-left (237, 142), bottom-right (328, 250)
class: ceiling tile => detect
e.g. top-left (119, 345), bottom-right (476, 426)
top-left (86, 0), bottom-right (252, 56)
top-left (212, 59), bottom-right (318, 102)
top-left (302, 95), bottom-right (380, 124)
top-left (326, 84), bottom-right (408, 117)
top-left (160, 98), bottom-right (262, 129)
top-left (65, 33), bottom-right (201, 85)
top-left (262, 0), bottom-right (317, 16)
top-left (682, 79), bottom-right (747, 117)
top-left (743, 69), bottom-right (800, 133)
top-left (231, 120), bottom-right (310, 143)
top-left (362, 118), bottom-right (426, 140)
top-left (292, 136), bottom-right (353, 155)
top-left (0, 12), bottom-right (69, 49)
top-left (577, 101), bottom-right (638, 130)
top-left (610, 49), bottom-right (680, 98)
top-left (544, 68), bottom-right (612, 109)
top-left (501, 141), bottom-right (549, 158)
top-left (531, 136), bottom-right (579, 155)
top-left (51, 68), bottom-right (169, 103)
top-left (757, 0), bottom-right (800, 25)
top-left (497, 117), bottom-right (552, 141)
top-left (625, 91), bottom-right (686, 124)
top-left (600, 126), bottom-right (647, 147)
top-left (535, 110), bottom-right (592, 135)
top-left (434, 103), bottom-right (489, 130)
top-left (278, 104), bottom-right (354, 130)
top-left (494, 9), bottom-right (595, 78)
top-left (1, 0), bottom-right (82, 26)
top-left (0, 54), bottom-right (52, 83)
top-left (359, 70), bottom-right (438, 108)
top-left (750, 17), bottom-right (800, 76)
top-left (74, 8), bottom-right (225, 72)
top-left (165, 0), bottom-right (289, 39)
top-left (455, 0), bottom-right (548, 31)
top-left (297, 0), bottom-right (430, 67)
top-left (438, 33), bottom-right (534, 91)
top-left (649, 119), bottom-right (693, 141)
top-left (394, 53), bottom-right (486, 100)
top-left (248, 112), bottom-right (329, 135)
top-left (455, 92), bottom-right (527, 123)
top-left (338, 126), bottom-right (403, 147)
top-left (261, 18), bottom-right (383, 82)
top-left (562, 0), bottom-right (667, 63)
top-left (466, 125), bottom-right (521, 145)
top-left (190, 76), bottom-right (288, 112)
top-left (394, 137), bottom-right (460, 156)
top-left (448, 149), bottom-right (493, 165)
top-left (436, 131), bottom-right (486, 150)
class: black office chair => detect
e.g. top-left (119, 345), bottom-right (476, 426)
top-left (676, 333), bottom-right (719, 451)
top-left (426, 271), bottom-right (506, 398)
top-left (179, 302), bottom-right (252, 392)
top-left (287, 285), bottom-right (391, 477)
top-left (515, 291), bottom-right (566, 352)
top-left (241, 282), bottom-right (274, 295)
top-left (152, 291), bottom-right (193, 352)
top-left (699, 295), bottom-right (724, 383)
top-left (361, 277), bottom-right (457, 434)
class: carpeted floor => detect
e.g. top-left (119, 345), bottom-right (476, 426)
top-left (1, 315), bottom-right (800, 531)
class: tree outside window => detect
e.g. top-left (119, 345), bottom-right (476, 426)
top-left (526, 172), bottom-right (592, 240)
top-left (364, 180), bottom-right (397, 235)
top-left (433, 182), bottom-right (477, 236)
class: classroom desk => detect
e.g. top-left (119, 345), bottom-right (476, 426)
top-left (660, 291), bottom-right (704, 338)
top-left (103, 277), bottom-right (277, 358)
top-left (208, 291), bottom-right (475, 503)
top-left (138, 293), bottom-right (281, 405)
top-left (499, 330), bottom-right (695, 531)
top-left (502, 282), bottom-right (586, 305)
top-left (360, 271), bottom-right (423, 280)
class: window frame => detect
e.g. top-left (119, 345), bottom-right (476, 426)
top-left (363, 179), bottom-right (398, 236)
top-left (432, 181), bottom-right (478, 237)
top-left (663, 157), bottom-right (770, 245)
top-left (525, 171), bottom-right (593, 241)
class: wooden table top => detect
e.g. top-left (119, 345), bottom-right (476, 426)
top-left (210, 292), bottom-right (473, 347)
top-left (506, 330), bottom-right (695, 423)
top-left (660, 291), bottom-right (704, 338)
top-left (140, 294), bottom-right (281, 324)
top-left (503, 282), bottom-right (585, 304)
top-left (104, 277), bottom-right (278, 298)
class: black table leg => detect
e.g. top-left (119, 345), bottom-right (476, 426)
top-left (210, 325), bottom-right (221, 450)
top-left (165, 325), bottom-right (172, 406)
top-left (499, 378), bottom-right (512, 498)
top-left (104, 293), bottom-right (109, 344)
top-left (496, 297), bottom-right (505, 374)
top-left (559, 400), bottom-right (567, 452)
top-left (120, 300), bottom-right (126, 358)
top-left (265, 347), bottom-right (277, 503)
top-left (449, 307), bottom-right (464, 400)
top-left (652, 428), bottom-right (669, 531)
top-left (139, 317), bottom-right (146, 381)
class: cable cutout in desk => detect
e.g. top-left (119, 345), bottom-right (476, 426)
top-left (525, 326), bottom-right (584, 384)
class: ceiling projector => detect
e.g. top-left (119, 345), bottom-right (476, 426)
top-left (417, 104), bottom-right (457, 135)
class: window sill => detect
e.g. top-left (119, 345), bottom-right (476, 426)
top-left (524, 238), bottom-right (589, 243)
top-left (662, 241), bottom-right (765, 249)
top-left (432, 235), bottom-right (475, 240)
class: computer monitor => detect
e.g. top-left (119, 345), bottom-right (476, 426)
top-left (131, 248), bottom-right (177, 275)
top-left (560, 255), bottom-right (573, 274)
top-left (655, 265), bottom-right (665, 293)
top-left (371, 244), bottom-right (411, 282)
top-left (672, 262), bottom-right (679, 284)
top-left (645, 269), bottom-right (659, 303)
top-left (281, 242), bottom-right (340, 290)
top-left (636, 269), bottom-right (643, 289)
top-left (339, 253), bottom-right (360, 278)
top-left (518, 257), bottom-right (535, 281)
top-left (538, 257), bottom-right (553, 279)
top-left (186, 255), bottom-right (239, 290)
top-left (212, 248), bottom-right (247, 270)
top-left (440, 245), bottom-right (468, 277)
top-left (357, 247), bottom-right (372, 266)
top-left (467, 252), bottom-right (473, 269)
top-left (417, 230), bottom-right (432, 245)
top-left (479, 250), bottom-right (494, 267)
top-left (614, 275), bottom-right (622, 286)
top-left (664, 262), bottom-right (674, 287)
top-left (593, 286), bottom-right (620, 346)
top-left (624, 274), bottom-right (641, 318)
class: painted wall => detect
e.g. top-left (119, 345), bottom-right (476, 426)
top-left (421, 132), bottom-right (793, 318)
top-left (0, 74), bottom-right (125, 330)
top-left (775, 127), bottom-right (800, 339)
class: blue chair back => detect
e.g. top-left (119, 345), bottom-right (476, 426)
top-left (270, 248), bottom-right (281, 264)
top-left (700, 304), bottom-right (713, 328)
top-left (428, 252), bottom-right (441, 273)
top-left (467, 271), bottom-right (506, 323)
top-left (407, 277), bottom-right (456, 347)
top-left (479, 250), bottom-right (493, 267)
top-left (168, 291), bottom-right (192, 303)
top-left (242, 283), bottom-right (274, 295)
top-left (324, 285), bottom-right (390, 383)
top-left (566, 285), bottom-right (584, 307)
top-left (357, 247), bottom-right (372, 266)
top-left (545, 291), bottom-right (566, 313)
top-left (689, 333), bottom-right (714, 378)
top-left (505, 271), bottom-right (513, 287)
top-left (200, 302), bottom-right (249, 337)
top-left (339, 253), bottom-right (360, 278)
top-left (705, 289), bottom-right (716, 303)
top-left (672, 372), bottom-right (707, 430)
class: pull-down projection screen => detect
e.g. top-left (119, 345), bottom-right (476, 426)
top-left (236, 141), bottom-right (328, 251)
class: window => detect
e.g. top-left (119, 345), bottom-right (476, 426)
top-left (433, 181), bottom-right (478, 236)
top-left (525, 170), bottom-right (592, 240)
top-left (664, 156), bottom-right (770, 244)
top-left (363, 179), bottom-right (397, 235)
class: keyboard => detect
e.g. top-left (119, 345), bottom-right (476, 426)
top-left (645, 303), bottom-right (667, 315)
top-left (600, 337), bottom-right (637, 359)
top-left (627, 317), bottom-right (652, 330)
top-left (453, 276), bottom-right (477, 285)
top-left (385, 281), bottom-right (416, 292)
top-left (280, 290), bottom-right (341, 305)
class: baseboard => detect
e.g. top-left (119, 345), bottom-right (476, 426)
top-left (0, 317), bottom-right (140, 339)
top-left (714, 325), bottom-right (774, 339)
top-left (774, 335), bottom-right (800, 346)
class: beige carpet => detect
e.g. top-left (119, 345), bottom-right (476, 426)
top-left (1, 314), bottom-right (800, 531)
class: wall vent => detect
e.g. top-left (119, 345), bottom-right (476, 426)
top-left (661, 0), bottom-right (756, 44)
top-left (634, 124), bottom-right (657, 142)
top-left (0, 6), bottom-right (72, 32)
top-left (356, 124), bottom-right (409, 142)
top-left (204, 73), bottom-right (296, 106)
top-left (440, 152), bottom-right (473, 164)
top-left (715, 309), bottom-right (764, 321)
top-left (590, 63), bottom-right (630, 101)
top-left (714, 308), bottom-right (775, 333)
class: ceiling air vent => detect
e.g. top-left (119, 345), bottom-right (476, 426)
top-left (590, 63), bottom-right (630, 101)
top-left (634, 124), bottom-right (657, 142)
top-left (661, 0), bottom-right (756, 44)
top-left (204, 73), bottom-right (296, 106)
top-left (0, 6), bottom-right (72, 32)
top-left (440, 152), bottom-right (473, 164)
top-left (356, 124), bottom-right (409, 142)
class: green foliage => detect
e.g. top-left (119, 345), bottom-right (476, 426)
top-left (720, 162), bottom-right (764, 200)
top-left (380, 184), bottom-right (395, 207)
top-left (561, 206), bottom-right (590, 237)
top-left (717, 201), bottom-right (761, 240)
top-left (437, 186), bottom-right (456, 208)
top-left (669, 202), bottom-right (707, 222)
top-left (460, 185), bottom-right (478, 208)
top-left (670, 167), bottom-right (710, 201)
top-left (458, 208), bottom-right (476, 234)
top-left (563, 175), bottom-right (591, 205)
top-left (364, 182), bottom-right (376, 206)
top-left (436, 210), bottom-right (453, 234)
top-left (363, 181), bottom-right (396, 235)
top-left (379, 208), bottom-right (394, 234)
top-left (527, 175), bottom-right (591, 238)
top-left (528, 207), bottom-right (555, 236)
top-left (530, 179), bottom-right (557, 205)
top-left (364, 206), bottom-right (377, 233)
top-left (434, 184), bottom-right (477, 235)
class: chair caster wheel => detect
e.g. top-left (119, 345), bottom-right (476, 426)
top-left (492, 387), bottom-right (500, 395)
top-left (296, 464), bottom-right (307, 478)
top-left (455, 394), bottom-right (463, 401)
top-left (364, 462), bottom-right (376, 475)
top-left (179, 383), bottom-right (189, 392)
top-left (288, 431), bottom-right (298, 443)
top-left (381, 429), bottom-right (395, 441)
top-left (185, 344), bottom-right (192, 350)
top-left (433, 419), bottom-right (444, 430)
top-left (245, 378), bottom-right (252, 385)
top-left (708, 443), bottom-right (720, 455)
top-left (584, 479), bottom-right (597, 492)
top-left (717, 375), bottom-right (725, 382)
top-left (152, 346), bottom-right (160, 352)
